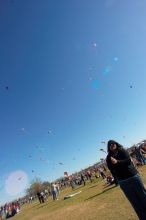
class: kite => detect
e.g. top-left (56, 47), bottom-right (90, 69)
top-left (48, 129), bottom-right (53, 135)
top-left (100, 149), bottom-right (107, 154)
top-left (21, 127), bottom-right (30, 134)
top-left (101, 141), bottom-right (106, 144)
top-left (39, 157), bottom-right (49, 163)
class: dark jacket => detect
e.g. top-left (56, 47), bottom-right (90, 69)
top-left (106, 141), bottom-right (138, 181)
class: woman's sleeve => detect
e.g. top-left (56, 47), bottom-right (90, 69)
top-left (106, 156), bottom-right (113, 171)
top-left (117, 148), bottom-right (131, 164)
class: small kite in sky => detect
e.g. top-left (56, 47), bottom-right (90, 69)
top-left (48, 129), bottom-right (54, 135)
top-left (101, 141), bottom-right (106, 144)
top-left (40, 157), bottom-right (49, 164)
top-left (18, 177), bottom-right (22, 181)
top-left (5, 86), bottom-right (9, 90)
top-left (21, 127), bottom-right (30, 135)
top-left (100, 149), bottom-right (107, 154)
top-left (58, 162), bottom-right (64, 165)
top-left (130, 85), bottom-right (133, 88)
top-left (32, 170), bottom-right (35, 173)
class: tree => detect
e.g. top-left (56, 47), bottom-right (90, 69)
top-left (26, 178), bottom-right (51, 196)
top-left (41, 181), bottom-right (51, 191)
top-left (26, 178), bottom-right (42, 196)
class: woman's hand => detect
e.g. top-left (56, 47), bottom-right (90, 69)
top-left (110, 157), bottom-right (118, 164)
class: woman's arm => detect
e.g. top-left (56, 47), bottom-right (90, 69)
top-left (117, 148), bottom-right (131, 165)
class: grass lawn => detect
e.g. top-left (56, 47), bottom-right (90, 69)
top-left (13, 166), bottom-right (146, 220)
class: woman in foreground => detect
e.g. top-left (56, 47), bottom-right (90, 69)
top-left (106, 140), bottom-right (146, 220)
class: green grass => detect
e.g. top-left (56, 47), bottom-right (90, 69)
top-left (13, 166), bottom-right (146, 220)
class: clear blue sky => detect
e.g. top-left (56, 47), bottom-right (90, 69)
top-left (0, 0), bottom-right (146, 204)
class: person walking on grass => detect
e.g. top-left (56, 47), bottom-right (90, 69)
top-left (106, 140), bottom-right (146, 220)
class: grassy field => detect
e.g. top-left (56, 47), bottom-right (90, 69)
top-left (13, 166), bottom-right (146, 220)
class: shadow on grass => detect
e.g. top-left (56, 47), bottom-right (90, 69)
top-left (32, 203), bottom-right (41, 208)
top-left (88, 183), bottom-right (99, 189)
top-left (32, 201), bottom-right (50, 209)
top-left (85, 185), bottom-right (117, 201)
top-left (37, 203), bottom-right (50, 209)
top-left (33, 200), bottom-right (61, 210)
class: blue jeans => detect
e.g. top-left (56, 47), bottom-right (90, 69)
top-left (119, 174), bottom-right (146, 220)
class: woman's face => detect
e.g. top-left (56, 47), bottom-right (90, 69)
top-left (109, 143), bottom-right (117, 151)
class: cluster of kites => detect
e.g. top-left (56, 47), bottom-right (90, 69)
top-left (0, 41), bottom-right (135, 191)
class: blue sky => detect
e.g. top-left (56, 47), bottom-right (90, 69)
top-left (0, 0), bottom-right (146, 204)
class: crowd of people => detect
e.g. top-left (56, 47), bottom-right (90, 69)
top-left (36, 183), bottom-right (60, 203)
top-left (1, 141), bottom-right (146, 220)
top-left (35, 165), bottom-right (111, 200)
top-left (33, 140), bottom-right (146, 220)
top-left (0, 201), bottom-right (20, 219)
top-left (131, 142), bottom-right (146, 166)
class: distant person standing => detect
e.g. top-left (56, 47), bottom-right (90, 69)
top-left (51, 183), bottom-right (58, 201)
top-left (98, 167), bottom-right (106, 179)
top-left (134, 146), bottom-right (144, 165)
top-left (106, 140), bottom-right (146, 220)
top-left (80, 173), bottom-right (86, 186)
top-left (56, 183), bottom-right (60, 195)
top-left (87, 170), bottom-right (92, 183)
top-left (37, 192), bottom-right (42, 204)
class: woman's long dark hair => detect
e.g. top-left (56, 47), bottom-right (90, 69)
top-left (107, 140), bottom-right (124, 153)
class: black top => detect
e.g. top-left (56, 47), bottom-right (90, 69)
top-left (106, 147), bottom-right (138, 181)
